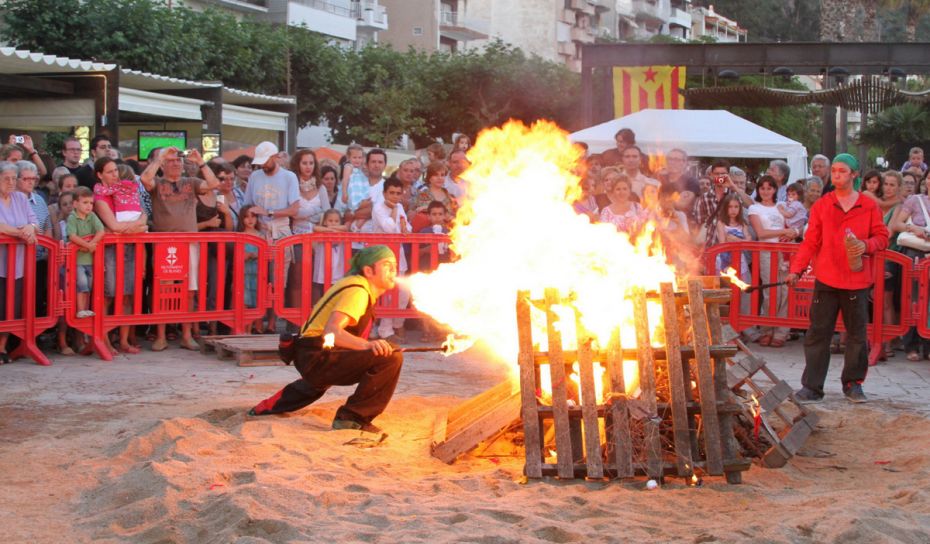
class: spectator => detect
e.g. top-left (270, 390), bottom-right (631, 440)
top-left (656, 148), bottom-right (700, 214)
top-left (749, 175), bottom-right (799, 348)
top-left (890, 170), bottom-right (930, 361)
top-left (860, 169), bottom-right (883, 204)
top-left (311, 209), bottom-right (348, 302)
top-left (0, 161), bottom-right (37, 364)
top-left (728, 166), bottom-right (755, 208)
top-left (445, 149), bottom-right (470, 201)
top-left (418, 200), bottom-right (451, 342)
top-left (803, 176), bottom-right (823, 211)
top-left (196, 160), bottom-right (232, 336)
top-left (4, 135), bottom-right (47, 179)
top-left (54, 190), bottom-right (77, 355)
top-left (389, 158), bottom-right (420, 214)
top-left (811, 154), bottom-right (831, 193)
top-left (66, 186), bottom-right (105, 324)
top-left (48, 172), bottom-right (78, 240)
top-left (243, 141), bottom-right (299, 333)
top-left (714, 193), bottom-right (751, 275)
top-left (901, 171), bottom-right (918, 198)
top-left (238, 205), bottom-right (264, 333)
top-left (599, 175), bottom-right (643, 236)
top-left (59, 136), bottom-right (84, 176)
top-left (338, 144), bottom-right (370, 223)
top-left (75, 135), bottom-right (114, 189)
top-left (289, 149), bottom-right (331, 314)
top-left (93, 157), bottom-right (148, 355)
top-left (880, 170), bottom-right (905, 360)
top-left (879, 170), bottom-right (904, 215)
top-left (319, 164), bottom-right (339, 209)
top-left (140, 147), bottom-right (219, 350)
top-left (231, 154), bottom-right (252, 204)
top-left (453, 134), bottom-right (471, 153)
top-left (697, 174), bottom-right (712, 196)
top-left (900, 146), bottom-right (927, 175)
top-left (54, 190), bottom-right (74, 241)
top-left (572, 175), bottom-right (607, 222)
top-left (777, 182), bottom-right (808, 239)
top-left (16, 162), bottom-right (50, 318)
top-left (415, 161), bottom-right (456, 229)
top-left (789, 153), bottom-right (888, 403)
top-left (212, 162), bottom-right (241, 230)
top-left (425, 142), bottom-right (446, 164)
top-left (347, 148), bottom-right (389, 231)
top-left (693, 160), bottom-right (732, 246)
top-left (599, 128), bottom-right (636, 167)
top-left (619, 146), bottom-right (658, 199)
top-left (371, 178), bottom-right (411, 343)
top-left (763, 159), bottom-right (791, 202)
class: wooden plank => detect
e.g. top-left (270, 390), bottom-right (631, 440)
top-left (659, 282), bottom-right (693, 477)
top-left (686, 280), bottom-right (725, 476)
top-left (705, 283), bottom-right (744, 485)
top-left (759, 380), bottom-right (793, 413)
top-left (778, 413), bottom-right (819, 454)
top-left (532, 345), bottom-right (737, 363)
top-left (544, 288), bottom-right (575, 479)
top-left (632, 287), bottom-right (663, 480)
top-left (446, 381), bottom-right (516, 437)
top-left (516, 291), bottom-right (543, 478)
top-left (605, 328), bottom-right (633, 478)
top-left (430, 392), bottom-right (521, 464)
top-left (574, 312), bottom-right (604, 479)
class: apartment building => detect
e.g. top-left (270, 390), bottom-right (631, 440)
top-left (182, 0), bottom-right (389, 49)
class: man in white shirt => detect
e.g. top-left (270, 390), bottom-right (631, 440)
top-left (620, 145), bottom-right (658, 199)
top-left (444, 149), bottom-right (470, 201)
top-left (371, 178), bottom-right (410, 342)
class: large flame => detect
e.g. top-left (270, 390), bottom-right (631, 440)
top-left (406, 120), bottom-right (678, 398)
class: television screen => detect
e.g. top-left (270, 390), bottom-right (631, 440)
top-left (138, 130), bottom-right (187, 161)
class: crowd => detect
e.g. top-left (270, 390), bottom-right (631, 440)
top-left (0, 126), bottom-right (925, 365)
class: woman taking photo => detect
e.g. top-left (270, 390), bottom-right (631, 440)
top-left (749, 175), bottom-right (800, 348)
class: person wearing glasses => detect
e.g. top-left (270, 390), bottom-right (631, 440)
top-left (75, 135), bottom-right (115, 189)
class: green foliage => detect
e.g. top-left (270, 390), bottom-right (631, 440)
top-left (858, 103), bottom-right (930, 156)
top-left (690, 0), bottom-right (820, 43)
top-left (1, 1), bottom-right (580, 147)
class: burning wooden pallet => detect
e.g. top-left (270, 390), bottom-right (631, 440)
top-left (517, 279), bottom-right (749, 483)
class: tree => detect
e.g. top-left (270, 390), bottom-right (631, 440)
top-left (858, 103), bottom-right (930, 157)
top-left (882, 0), bottom-right (930, 40)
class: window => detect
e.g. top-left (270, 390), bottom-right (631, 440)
top-left (413, 26), bottom-right (423, 36)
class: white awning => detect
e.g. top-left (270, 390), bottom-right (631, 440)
top-left (222, 104), bottom-right (288, 132)
top-left (118, 87), bottom-right (205, 120)
top-left (0, 98), bottom-right (95, 129)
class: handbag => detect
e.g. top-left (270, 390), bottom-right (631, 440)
top-left (896, 196), bottom-right (930, 252)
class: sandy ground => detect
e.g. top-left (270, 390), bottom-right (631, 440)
top-left (3, 337), bottom-right (930, 544)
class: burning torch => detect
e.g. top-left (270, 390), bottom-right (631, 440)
top-left (322, 333), bottom-right (473, 356)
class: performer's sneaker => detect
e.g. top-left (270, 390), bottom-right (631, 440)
top-left (795, 387), bottom-right (823, 404)
top-left (332, 418), bottom-right (383, 434)
top-left (843, 383), bottom-right (868, 403)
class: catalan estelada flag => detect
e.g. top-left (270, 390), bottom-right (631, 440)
top-left (612, 65), bottom-right (686, 117)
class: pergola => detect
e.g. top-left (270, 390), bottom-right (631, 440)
top-left (581, 42), bottom-right (930, 160)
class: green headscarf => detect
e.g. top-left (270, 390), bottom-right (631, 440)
top-left (348, 245), bottom-right (395, 276)
top-left (832, 153), bottom-right (862, 191)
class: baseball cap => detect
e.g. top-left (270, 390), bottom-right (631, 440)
top-left (252, 141), bottom-right (279, 165)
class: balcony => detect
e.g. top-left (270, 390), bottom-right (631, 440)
top-left (668, 7), bottom-right (691, 29)
top-left (570, 25), bottom-right (596, 43)
top-left (352, 0), bottom-right (388, 30)
top-left (632, 0), bottom-right (663, 25)
top-left (439, 10), bottom-right (489, 42)
top-left (570, 0), bottom-right (596, 16)
top-left (214, 0), bottom-right (269, 13)
top-left (558, 41), bottom-right (576, 57)
top-left (287, 1), bottom-right (357, 41)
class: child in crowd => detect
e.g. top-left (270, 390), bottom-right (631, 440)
top-left (94, 166), bottom-right (146, 227)
top-left (339, 144), bottom-right (367, 208)
top-left (776, 182), bottom-right (807, 239)
top-left (49, 173), bottom-right (78, 240)
top-left (714, 193), bottom-right (751, 275)
top-left (418, 201), bottom-right (451, 342)
top-left (311, 209), bottom-right (348, 303)
top-left (55, 190), bottom-right (77, 355)
top-left (239, 205), bottom-right (264, 333)
top-left (67, 187), bottom-right (105, 321)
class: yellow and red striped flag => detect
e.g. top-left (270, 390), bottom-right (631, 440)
top-left (612, 65), bottom-right (686, 117)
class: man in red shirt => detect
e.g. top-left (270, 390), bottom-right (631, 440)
top-left (787, 153), bottom-right (889, 404)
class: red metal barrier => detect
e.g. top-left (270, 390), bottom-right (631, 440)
top-left (0, 234), bottom-right (58, 365)
top-left (705, 242), bottom-right (913, 364)
top-left (274, 232), bottom-right (452, 327)
top-left (64, 232), bottom-right (270, 360)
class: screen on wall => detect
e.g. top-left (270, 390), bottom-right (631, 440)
top-left (138, 130), bottom-right (187, 160)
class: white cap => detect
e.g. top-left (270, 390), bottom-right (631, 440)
top-left (252, 141), bottom-right (279, 165)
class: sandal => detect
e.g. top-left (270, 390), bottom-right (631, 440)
top-left (883, 343), bottom-right (894, 360)
top-left (0, 352), bottom-right (10, 365)
top-left (770, 338), bottom-right (786, 348)
top-left (57, 346), bottom-right (76, 356)
top-left (758, 335), bottom-right (773, 347)
top-left (907, 351), bottom-right (920, 362)
top-left (119, 344), bottom-right (141, 354)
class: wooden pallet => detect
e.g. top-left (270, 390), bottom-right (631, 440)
top-left (518, 280), bottom-right (749, 483)
top-left (430, 380), bottom-right (522, 463)
top-left (199, 334), bottom-right (285, 367)
top-left (727, 339), bottom-right (820, 468)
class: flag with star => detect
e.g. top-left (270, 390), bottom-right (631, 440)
top-left (612, 65), bottom-right (686, 117)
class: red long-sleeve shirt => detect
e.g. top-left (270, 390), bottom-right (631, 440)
top-left (790, 191), bottom-right (889, 290)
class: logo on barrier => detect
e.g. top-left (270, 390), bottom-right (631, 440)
top-left (155, 243), bottom-right (188, 279)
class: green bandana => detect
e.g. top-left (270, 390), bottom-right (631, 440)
top-left (832, 153), bottom-right (862, 191)
top-left (348, 245), bottom-right (395, 276)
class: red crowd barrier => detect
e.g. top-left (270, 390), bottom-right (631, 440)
top-left (0, 234), bottom-right (58, 365)
top-left (705, 242), bottom-right (916, 365)
top-left (274, 232), bottom-right (452, 327)
top-left (63, 232), bottom-right (271, 361)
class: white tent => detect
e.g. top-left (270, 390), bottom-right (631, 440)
top-left (570, 109), bottom-right (809, 183)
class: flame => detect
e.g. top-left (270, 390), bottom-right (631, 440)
top-left (440, 334), bottom-right (473, 356)
top-left (322, 333), bottom-right (335, 350)
top-left (407, 120), bottom-right (678, 399)
top-left (721, 266), bottom-right (750, 291)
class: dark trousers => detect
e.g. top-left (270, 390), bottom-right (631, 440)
top-left (802, 281), bottom-right (869, 395)
top-left (252, 345), bottom-right (403, 423)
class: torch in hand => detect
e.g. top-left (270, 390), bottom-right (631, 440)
top-left (721, 267), bottom-right (797, 293)
top-left (322, 332), bottom-right (473, 356)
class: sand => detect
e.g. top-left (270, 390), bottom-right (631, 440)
top-left (2, 346), bottom-right (930, 543)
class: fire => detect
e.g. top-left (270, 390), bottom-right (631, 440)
top-left (721, 266), bottom-right (750, 291)
top-left (440, 334), bottom-right (473, 356)
top-left (407, 120), bottom-right (678, 399)
top-left (322, 333), bottom-right (335, 350)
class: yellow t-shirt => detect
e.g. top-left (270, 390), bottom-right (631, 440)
top-left (300, 276), bottom-right (374, 338)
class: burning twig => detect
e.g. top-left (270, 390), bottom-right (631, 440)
top-left (720, 267), bottom-right (750, 291)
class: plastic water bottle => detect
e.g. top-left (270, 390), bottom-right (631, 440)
top-left (845, 228), bottom-right (863, 272)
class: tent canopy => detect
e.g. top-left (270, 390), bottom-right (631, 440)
top-left (570, 109), bottom-right (809, 183)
